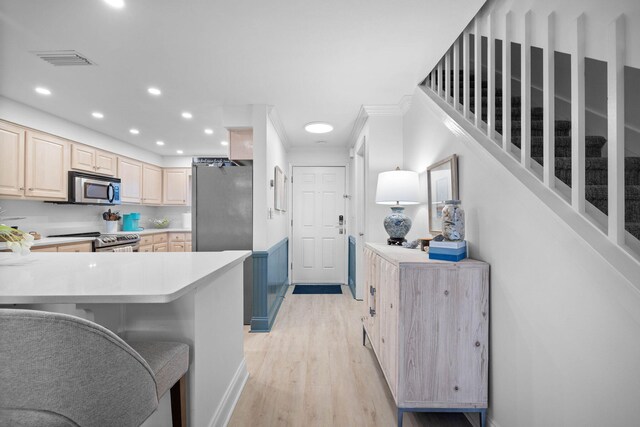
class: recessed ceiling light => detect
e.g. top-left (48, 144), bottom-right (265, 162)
top-left (35, 87), bottom-right (51, 96)
top-left (304, 122), bottom-right (333, 134)
top-left (220, 141), bottom-right (229, 146)
top-left (181, 112), bottom-right (193, 119)
top-left (129, 128), bottom-right (140, 135)
top-left (91, 112), bottom-right (104, 119)
top-left (147, 87), bottom-right (161, 96)
top-left (204, 128), bottom-right (214, 135)
top-left (104, 0), bottom-right (125, 8)
top-left (156, 140), bottom-right (165, 146)
top-left (176, 150), bottom-right (184, 154)
top-left (315, 140), bottom-right (328, 144)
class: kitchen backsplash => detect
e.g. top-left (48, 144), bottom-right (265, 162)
top-left (0, 200), bottom-right (190, 236)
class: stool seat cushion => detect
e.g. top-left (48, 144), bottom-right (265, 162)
top-left (0, 409), bottom-right (79, 427)
top-left (128, 342), bottom-right (189, 399)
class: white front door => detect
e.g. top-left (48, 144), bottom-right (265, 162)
top-left (292, 166), bottom-right (346, 284)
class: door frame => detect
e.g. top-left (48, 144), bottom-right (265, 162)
top-left (289, 163), bottom-right (350, 286)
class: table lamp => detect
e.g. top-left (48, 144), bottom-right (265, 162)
top-left (375, 167), bottom-right (419, 245)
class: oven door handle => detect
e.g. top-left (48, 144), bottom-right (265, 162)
top-left (107, 183), bottom-right (115, 203)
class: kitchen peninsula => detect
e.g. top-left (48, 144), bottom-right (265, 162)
top-left (0, 250), bottom-right (251, 427)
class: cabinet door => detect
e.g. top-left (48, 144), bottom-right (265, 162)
top-left (364, 248), bottom-right (380, 351)
top-left (142, 163), bottom-right (162, 204)
top-left (378, 257), bottom-right (399, 398)
top-left (25, 131), bottom-right (69, 200)
top-left (139, 244), bottom-right (153, 253)
top-left (0, 121), bottom-right (25, 197)
top-left (185, 242), bottom-right (192, 252)
top-left (169, 242), bottom-right (185, 252)
top-left (70, 144), bottom-right (96, 173)
top-left (163, 168), bottom-right (188, 205)
top-left (95, 150), bottom-right (117, 176)
top-left (152, 233), bottom-right (168, 244)
top-left (153, 243), bottom-right (168, 252)
top-left (117, 157), bottom-right (143, 203)
top-left (57, 242), bottom-right (93, 252)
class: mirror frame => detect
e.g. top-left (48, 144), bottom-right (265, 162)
top-left (427, 154), bottom-right (459, 235)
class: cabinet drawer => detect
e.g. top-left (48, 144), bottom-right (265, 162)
top-left (169, 242), bottom-right (185, 252)
top-left (153, 243), bottom-right (167, 252)
top-left (169, 233), bottom-right (185, 242)
top-left (152, 233), bottom-right (168, 244)
top-left (58, 242), bottom-right (93, 253)
top-left (139, 244), bottom-right (153, 253)
top-left (140, 235), bottom-right (154, 246)
top-left (185, 242), bottom-right (192, 252)
top-left (31, 245), bottom-right (58, 252)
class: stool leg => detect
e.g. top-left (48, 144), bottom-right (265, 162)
top-left (171, 374), bottom-right (187, 427)
top-left (480, 409), bottom-right (487, 427)
top-left (397, 408), bottom-right (403, 427)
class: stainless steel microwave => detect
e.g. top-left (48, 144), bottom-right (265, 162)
top-left (68, 171), bottom-right (121, 205)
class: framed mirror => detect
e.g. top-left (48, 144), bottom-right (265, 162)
top-left (427, 154), bottom-right (459, 234)
top-left (274, 166), bottom-right (286, 211)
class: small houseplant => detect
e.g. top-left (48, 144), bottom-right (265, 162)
top-left (0, 224), bottom-right (34, 255)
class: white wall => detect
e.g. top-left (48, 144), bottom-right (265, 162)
top-left (403, 88), bottom-right (640, 427)
top-left (265, 112), bottom-right (289, 248)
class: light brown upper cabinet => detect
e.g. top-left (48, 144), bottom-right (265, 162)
top-left (71, 143), bottom-right (117, 176)
top-left (229, 128), bottom-right (253, 160)
top-left (25, 130), bottom-right (70, 200)
top-left (142, 163), bottom-right (162, 205)
top-left (117, 157), bottom-right (143, 203)
top-left (0, 120), bottom-right (26, 197)
top-left (162, 168), bottom-right (189, 205)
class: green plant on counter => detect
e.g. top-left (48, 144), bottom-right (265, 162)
top-left (0, 224), bottom-right (34, 255)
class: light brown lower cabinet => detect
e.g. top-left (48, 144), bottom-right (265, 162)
top-left (169, 242), bottom-right (184, 252)
top-left (363, 243), bottom-right (489, 427)
top-left (139, 245), bottom-right (153, 253)
top-left (153, 243), bottom-right (168, 252)
top-left (30, 245), bottom-right (58, 253)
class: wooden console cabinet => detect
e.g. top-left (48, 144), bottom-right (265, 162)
top-left (363, 243), bottom-right (489, 427)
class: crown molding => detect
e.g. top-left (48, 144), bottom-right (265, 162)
top-left (267, 106), bottom-right (290, 149)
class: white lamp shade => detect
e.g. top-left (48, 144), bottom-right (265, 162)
top-left (375, 169), bottom-right (419, 205)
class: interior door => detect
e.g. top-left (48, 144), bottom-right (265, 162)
top-left (292, 166), bottom-right (346, 284)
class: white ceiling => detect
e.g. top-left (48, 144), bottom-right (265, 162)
top-left (0, 0), bottom-right (484, 156)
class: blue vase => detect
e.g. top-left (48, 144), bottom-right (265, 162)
top-left (384, 206), bottom-right (412, 245)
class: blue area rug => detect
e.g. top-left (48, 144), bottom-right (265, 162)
top-left (292, 284), bottom-right (343, 294)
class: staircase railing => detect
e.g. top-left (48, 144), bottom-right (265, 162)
top-left (421, 0), bottom-right (640, 263)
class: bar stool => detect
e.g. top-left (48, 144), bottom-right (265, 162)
top-left (0, 309), bottom-right (189, 427)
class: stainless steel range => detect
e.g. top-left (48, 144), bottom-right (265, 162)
top-left (94, 234), bottom-right (140, 252)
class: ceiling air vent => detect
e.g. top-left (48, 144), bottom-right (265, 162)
top-left (32, 50), bottom-right (95, 66)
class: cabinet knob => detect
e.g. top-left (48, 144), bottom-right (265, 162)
top-left (475, 341), bottom-right (481, 347)
top-left (19, 187), bottom-right (24, 190)
top-left (381, 337), bottom-right (385, 344)
top-left (444, 290), bottom-right (449, 296)
top-left (454, 386), bottom-right (459, 391)
top-left (28, 188), bottom-right (34, 191)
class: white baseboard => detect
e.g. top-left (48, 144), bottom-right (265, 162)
top-left (209, 358), bottom-right (249, 427)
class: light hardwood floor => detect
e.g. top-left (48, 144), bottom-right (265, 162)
top-left (228, 285), bottom-right (474, 427)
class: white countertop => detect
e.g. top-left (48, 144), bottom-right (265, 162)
top-left (0, 250), bottom-right (250, 304)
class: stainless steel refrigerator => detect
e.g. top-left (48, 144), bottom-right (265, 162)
top-left (192, 158), bottom-right (253, 324)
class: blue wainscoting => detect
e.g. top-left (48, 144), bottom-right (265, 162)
top-left (348, 235), bottom-right (356, 299)
top-left (251, 238), bottom-right (289, 332)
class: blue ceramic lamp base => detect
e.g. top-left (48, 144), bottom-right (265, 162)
top-left (383, 206), bottom-right (412, 246)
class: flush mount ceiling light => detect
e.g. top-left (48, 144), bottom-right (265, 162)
top-left (220, 141), bottom-right (229, 146)
top-left (91, 112), bottom-right (104, 119)
top-left (104, 0), bottom-right (125, 8)
top-left (147, 87), bottom-right (161, 96)
top-left (176, 150), bottom-right (184, 154)
top-left (129, 128), bottom-right (139, 135)
top-left (35, 87), bottom-right (51, 95)
top-left (204, 128), bottom-right (214, 135)
top-left (181, 112), bottom-right (193, 119)
top-left (304, 122), bottom-right (333, 134)
top-left (156, 140), bottom-right (165, 146)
